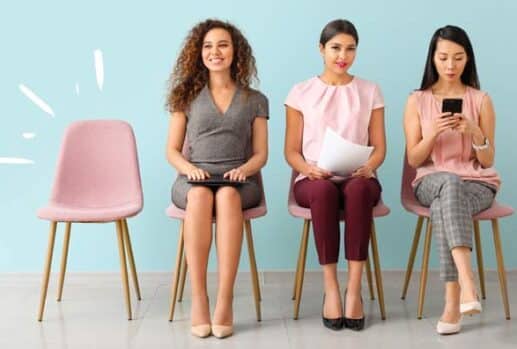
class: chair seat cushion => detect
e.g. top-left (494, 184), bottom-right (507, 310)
top-left (37, 202), bottom-right (142, 222)
top-left (403, 199), bottom-right (514, 220)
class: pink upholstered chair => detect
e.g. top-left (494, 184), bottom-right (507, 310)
top-left (37, 120), bottom-right (143, 321)
top-left (166, 173), bottom-right (266, 322)
top-left (288, 171), bottom-right (389, 320)
top-left (400, 154), bottom-right (513, 319)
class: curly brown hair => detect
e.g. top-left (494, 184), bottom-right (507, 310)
top-left (166, 19), bottom-right (258, 113)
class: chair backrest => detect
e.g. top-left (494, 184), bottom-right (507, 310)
top-left (401, 151), bottom-right (419, 206)
top-left (49, 120), bottom-right (143, 208)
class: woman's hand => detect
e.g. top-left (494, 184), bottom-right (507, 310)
top-left (429, 112), bottom-right (460, 139)
top-left (303, 164), bottom-right (332, 181)
top-left (352, 164), bottom-right (374, 178)
top-left (185, 165), bottom-right (210, 180)
top-left (224, 167), bottom-right (247, 181)
top-left (453, 113), bottom-right (483, 137)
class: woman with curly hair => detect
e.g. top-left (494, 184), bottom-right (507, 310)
top-left (166, 19), bottom-right (268, 339)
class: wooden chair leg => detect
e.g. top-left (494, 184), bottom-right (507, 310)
top-left (168, 221), bottom-right (184, 321)
top-left (122, 219), bottom-right (142, 301)
top-left (401, 216), bottom-right (424, 300)
top-left (244, 220), bottom-right (262, 321)
top-left (37, 221), bottom-right (58, 321)
top-left (177, 253), bottom-right (187, 302)
top-left (115, 220), bottom-right (132, 320)
top-left (473, 220), bottom-right (486, 300)
top-left (491, 219), bottom-right (511, 320)
top-left (370, 222), bottom-right (386, 320)
top-left (417, 218), bottom-right (432, 319)
top-left (57, 222), bottom-right (71, 302)
top-left (294, 219), bottom-right (310, 320)
top-left (292, 228), bottom-right (304, 301)
top-left (365, 256), bottom-right (375, 300)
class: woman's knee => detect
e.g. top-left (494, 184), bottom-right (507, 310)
top-left (309, 179), bottom-right (339, 202)
top-left (187, 186), bottom-right (214, 207)
top-left (343, 177), bottom-right (377, 199)
top-left (215, 186), bottom-right (242, 206)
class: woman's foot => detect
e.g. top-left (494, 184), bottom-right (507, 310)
top-left (459, 279), bottom-right (482, 315)
top-left (440, 300), bottom-right (462, 324)
top-left (190, 295), bottom-right (211, 338)
top-left (212, 296), bottom-right (234, 338)
top-left (436, 300), bottom-right (462, 335)
top-left (344, 289), bottom-right (364, 319)
top-left (344, 289), bottom-right (365, 331)
top-left (323, 289), bottom-right (343, 320)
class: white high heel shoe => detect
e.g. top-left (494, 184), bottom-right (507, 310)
top-left (460, 300), bottom-right (482, 315)
top-left (436, 317), bottom-right (462, 335)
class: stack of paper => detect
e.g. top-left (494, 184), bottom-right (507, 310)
top-left (317, 128), bottom-right (373, 176)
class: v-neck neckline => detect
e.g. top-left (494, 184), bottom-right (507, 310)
top-left (206, 85), bottom-right (239, 117)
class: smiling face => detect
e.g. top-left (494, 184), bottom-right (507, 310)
top-left (201, 28), bottom-right (234, 73)
top-left (320, 33), bottom-right (357, 75)
top-left (433, 38), bottom-right (468, 83)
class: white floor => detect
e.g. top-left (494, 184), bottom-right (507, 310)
top-left (1, 270), bottom-right (516, 349)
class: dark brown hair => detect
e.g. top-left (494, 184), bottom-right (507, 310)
top-left (320, 19), bottom-right (359, 46)
top-left (166, 19), bottom-right (258, 113)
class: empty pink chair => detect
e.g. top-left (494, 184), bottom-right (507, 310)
top-left (288, 171), bottom-right (390, 320)
top-left (37, 120), bottom-right (143, 321)
top-left (166, 173), bottom-right (266, 322)
top-left (400, 153), bottom-right (513, 319)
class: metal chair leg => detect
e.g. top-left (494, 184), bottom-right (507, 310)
top-left (491, 219), bottom-right (511, 319)
top-left (294, 220), bottom-right (310, 320)
top-left (417, 218), bottom-right (432, 319)
top-left (168, 222), bottom-right (185, 321)
top-left (57, 222), bottom-right (72, 302)
top-left (115, 220), bottom-right (132, 320)
top-left (37, 221), bottom-right (58, 321)
top-left (244, 220), bottom-right (262, 321)
top-left (370, 222), bottom-right (386, 320)
top-left (401, 216), bottom-right (424, 300)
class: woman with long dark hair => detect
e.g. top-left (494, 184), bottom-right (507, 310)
top-left (284, 19), bottom-right (386, 331)
top-left (404, 25), bottom-right (499, 335)
top-left (166, 19), bottom-right (268, 338)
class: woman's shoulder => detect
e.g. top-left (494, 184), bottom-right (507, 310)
top-left (288, 76), bottom-right (320, 94)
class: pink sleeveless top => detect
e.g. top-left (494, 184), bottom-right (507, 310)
top-left (285, 76), bottom-right (384, 182)
top-left (412, 87), bottom-right (500, 189)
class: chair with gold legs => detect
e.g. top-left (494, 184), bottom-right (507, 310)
top-left (400, 155), bottom-right (513, 319)
top-left (37, 120), bottom-right (143, 321)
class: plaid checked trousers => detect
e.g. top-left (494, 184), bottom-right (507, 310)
top-left (415, 172), bottom-right (496, 281)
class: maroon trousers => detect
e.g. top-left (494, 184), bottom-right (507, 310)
top-left (294, 177), bottom-right (381, 264)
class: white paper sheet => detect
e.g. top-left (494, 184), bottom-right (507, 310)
top-left (316, 128), bottom-right (373, 176)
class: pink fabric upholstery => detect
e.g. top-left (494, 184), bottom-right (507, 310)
top-left (38, 120), bottom-right (143, 222)
top-left (165, 172), bottom-right (267, 220)
top-left (401, 154), bottom-right (513, 219)
top-left (287, 171), bottom-right (390, 220)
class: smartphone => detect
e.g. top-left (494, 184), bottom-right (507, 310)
top-left (442, 98), bottom-right (463, 115)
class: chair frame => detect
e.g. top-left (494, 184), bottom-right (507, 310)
top-left (38, 219), bottom-right (141, 321)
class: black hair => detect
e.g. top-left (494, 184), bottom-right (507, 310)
top-left (319, 19), bottom-right (358, 46)
top-left (420, 25), bottom-right (480, 90)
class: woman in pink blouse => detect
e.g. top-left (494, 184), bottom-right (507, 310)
top-left (284, 19), bottom-right (386, 331)
top-left (404, 25), bottom-right (499, 335)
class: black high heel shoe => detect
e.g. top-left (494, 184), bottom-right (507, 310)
top-left (343, 290), bottom-right (365, 331)
top-left (322, 294), bottom-right (344, 331)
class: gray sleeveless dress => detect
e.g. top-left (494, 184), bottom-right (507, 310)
top-left (171, 85), bottom-right (269, 209)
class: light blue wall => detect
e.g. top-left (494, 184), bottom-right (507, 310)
top-left (1, 0), bottom-right (516, 272)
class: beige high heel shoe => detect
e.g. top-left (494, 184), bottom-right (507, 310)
top-left (211, 324), bottom-right (233, 339)
top-left (191, 324), bottom-right (211, 338)
top-left (191, 296), bottom-right (211, 338)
